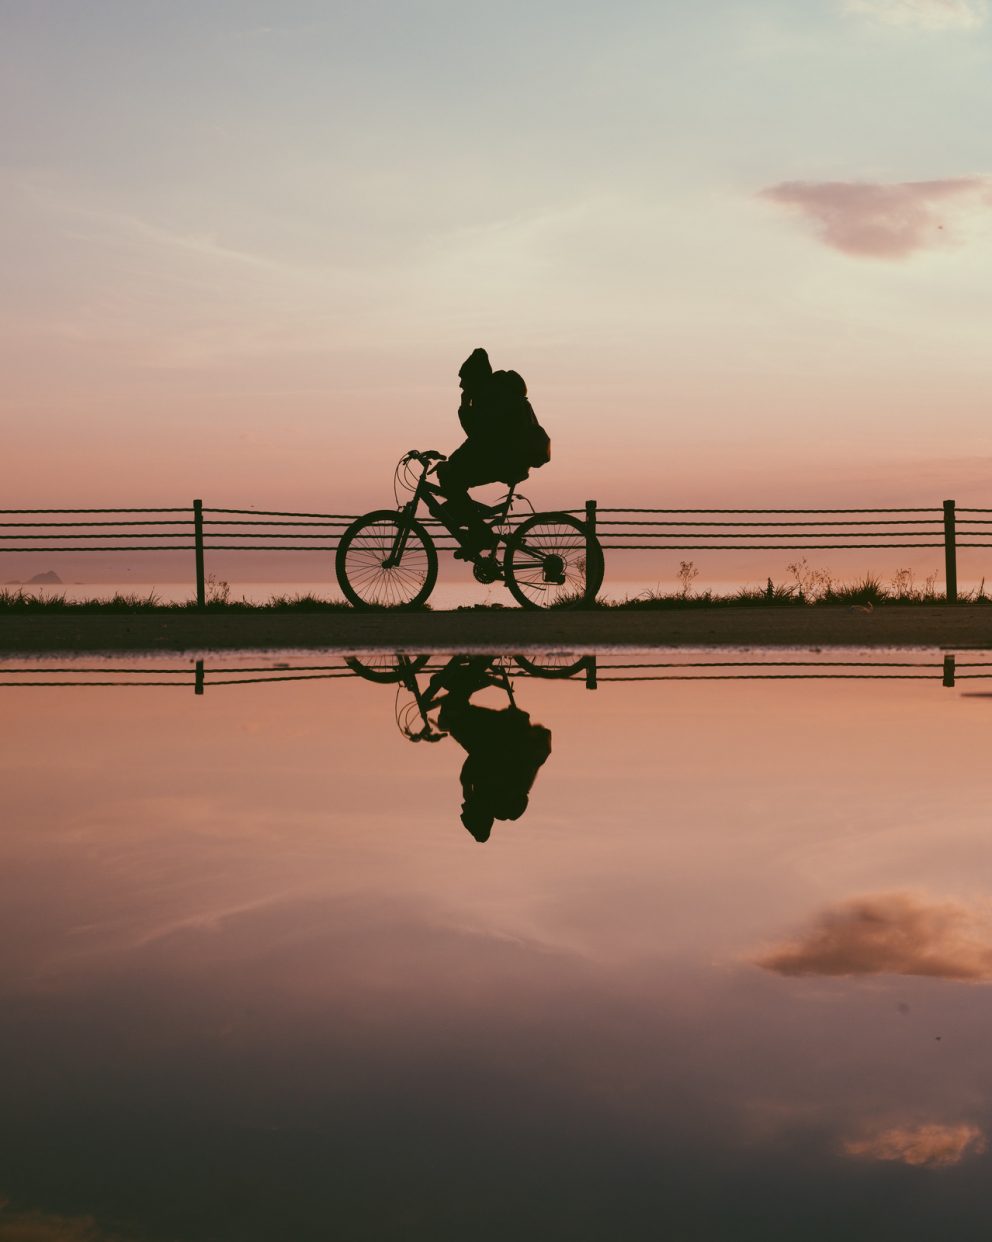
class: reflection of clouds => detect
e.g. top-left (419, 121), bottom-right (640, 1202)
top-left (760, 178), bottom-right (989, 259)
top-left (843, 1122), bottom-right (987, 1167)
top-left (0, 1204), bottom-right (132, 1240)
top-left (756, 892), bottom-right (992, 980)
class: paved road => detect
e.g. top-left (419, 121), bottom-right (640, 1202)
top-left (2, 606), bottom-right (991, 652)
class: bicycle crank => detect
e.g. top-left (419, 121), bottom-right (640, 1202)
top-left (473, 555), bottom-right (502, 585)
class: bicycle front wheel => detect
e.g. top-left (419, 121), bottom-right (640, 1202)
top-left (503, 512), bottom-right (603, 610)
top-left (343, 654), bottom-right (431, 683)
top-left (336, 510), bottom-right (438, 609)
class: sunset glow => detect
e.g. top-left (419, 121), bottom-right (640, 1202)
top-left (3, 1), bottom-right (992, 560)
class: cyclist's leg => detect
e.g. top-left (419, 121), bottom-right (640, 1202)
top-left (435, 443), bottom-right (500, 552)
top-left (429, 655), bottom-right (496, 710)
top-left (435, 443), bottom-right (481, 516)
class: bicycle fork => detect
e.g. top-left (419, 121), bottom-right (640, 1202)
top-left (382, 503), bottom-right (417, 568)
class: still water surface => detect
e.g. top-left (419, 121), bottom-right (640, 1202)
top-left (2, 649), bottom-right (992, 1240)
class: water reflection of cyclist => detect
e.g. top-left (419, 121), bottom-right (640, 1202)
top-left (431, 657), bottom-right (552, 843)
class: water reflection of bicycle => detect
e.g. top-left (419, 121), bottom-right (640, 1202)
top-left (346, 654), bottom-right (553, 842)
top-left (345, 653), bottom-right (589, 739)
top-left (335, 450), bottom-right (604, 610)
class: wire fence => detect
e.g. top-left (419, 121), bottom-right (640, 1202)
top-left (2, 498), bottom-right (989, 603)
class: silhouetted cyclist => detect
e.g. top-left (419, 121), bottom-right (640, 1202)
top-left (435, 348), bottom-right (550, 556)
top-left (431, 656), bottom-right (552, 842)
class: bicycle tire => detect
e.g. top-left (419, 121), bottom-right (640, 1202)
top-left (514, 654), bottom-right (590, 679)
top-left (503, 512), bottom-right (604, 610)
top-left (344, 654), bottom-right (431, 683)
top-left (336, 510), bottom-right (438, 609)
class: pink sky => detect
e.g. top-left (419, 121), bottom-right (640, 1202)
top-left (3, 3), bottom-right (992, 588)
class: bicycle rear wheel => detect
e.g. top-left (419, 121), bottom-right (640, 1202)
top-left (503, 512), bottom-right (603, 610)
top-left (336, 510), bottom-right (438, 609)
top-left (515, 654), bottom-right (590, 679)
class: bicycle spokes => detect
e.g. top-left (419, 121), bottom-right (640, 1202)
top-left (335, 511), bottom-right (438, 609)
top-left (503, 514), bottom-right (601, 609)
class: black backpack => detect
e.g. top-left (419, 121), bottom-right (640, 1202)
top-left (523, 403), bottom-right (551, 468)
top-left (492, 370), bottom-right (551, 470)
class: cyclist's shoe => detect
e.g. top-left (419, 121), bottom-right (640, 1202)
top-left (453, 529), bottom-right (497, 561)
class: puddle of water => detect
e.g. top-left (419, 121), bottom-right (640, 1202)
top-left (2, 650), bottom-right (992, 1240)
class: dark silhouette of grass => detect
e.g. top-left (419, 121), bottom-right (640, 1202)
top-left (594, 583), bottom-right (968, 609)
top-left (0, 588), bottom-right (353, 613)
top-left (0, 578), bottom-right (982, 614)
top-left (590, 570), bottom-right (979, 608)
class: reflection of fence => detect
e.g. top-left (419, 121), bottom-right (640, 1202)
top-left (1, 653), bottom-right (988, 692)
top-left (594, 654), bottom-right (971, 685)
top-left (4, 499), bottom-right (992, 603)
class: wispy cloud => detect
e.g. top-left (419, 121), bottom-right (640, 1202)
top-left (843, 1122), bottom-right (987, 1166)
top-left (22, 185), bottom-right (309, 281)
top-left (843, 0), bottom-right (989, 29)
top-left (0, 1203), bottom-right (134, 1241)
top-left (760, 178), bottom-right (990, 258)
top-left (755, 891), bottom-right (992, 980)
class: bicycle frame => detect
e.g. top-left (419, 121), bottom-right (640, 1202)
top-left (335, 449), bottom-right (597, 607)
top-left (384, 455), bottom-right (517, 567)
top-left (397, 654), bottom-right (517, 741)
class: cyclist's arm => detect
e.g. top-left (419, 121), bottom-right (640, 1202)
top-left (458, 397), bottom-right (486, 439)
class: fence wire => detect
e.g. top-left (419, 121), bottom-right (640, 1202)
top-left (2, 503), bottom-right (989, 607)
top-left (4, 657), bottom-right (992, 690)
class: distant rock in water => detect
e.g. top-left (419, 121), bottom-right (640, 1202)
top-left (27, 570), bottom-right (63, 585)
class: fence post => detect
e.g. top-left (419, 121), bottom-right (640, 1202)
top-left (193, 499), bottom-right (205, 608)
top-left (943, 499), bottom-right (957, 605)
top-left (195, 658), bottom-right (204, 696)
top-left (585, 498), bottom-right (597, 579)
top-left (942, 653), bottom-right (955, 688)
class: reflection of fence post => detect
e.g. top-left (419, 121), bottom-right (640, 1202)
top-left (195, 658), bottom-right (204, 696)
top-left (943, 499), bottom-right (957, 604)
top-left (584, 655), bottom-right (597, 691)
top-left (193, 499), bottom-right (205, 608)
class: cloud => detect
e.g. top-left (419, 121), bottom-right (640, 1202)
top-left (760, 178), bottom-right (989, 258)
top-left (843, 0), bottom-right (989, 29)
top-left (755, 892), bottom-right (992, 980)
top-left (843, 1122), bottom-right (987, 1166)
top-left (0, 1205), bottom-right (133, 1241)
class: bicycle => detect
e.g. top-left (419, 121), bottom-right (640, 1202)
top-left (335, 449), bottom-right (604, 610)
top-left (344, 652), bottom-right (596, 740)
top-left (345, 652), bottom-right (515, 742)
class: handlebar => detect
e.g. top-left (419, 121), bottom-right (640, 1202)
top-left (405, 449), bottom-right (447, 465)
